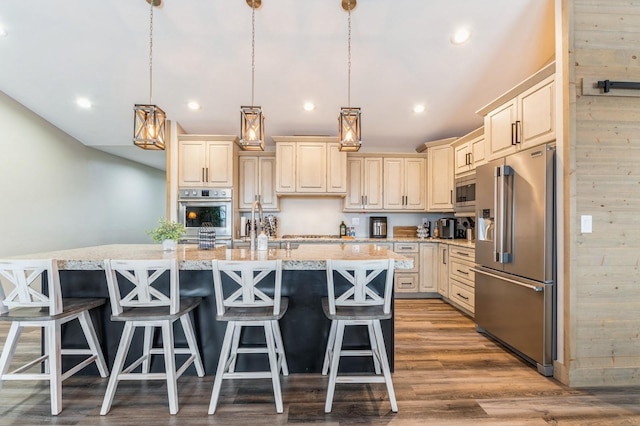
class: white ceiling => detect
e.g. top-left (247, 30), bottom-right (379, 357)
top-left (0, 0), bottom-right (555, 170)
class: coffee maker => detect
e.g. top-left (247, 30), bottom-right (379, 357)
top-left (369, 216), bottom-right (388, 238)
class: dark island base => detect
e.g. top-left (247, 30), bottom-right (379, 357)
top-left (57, 270), bottom-right (394, 375)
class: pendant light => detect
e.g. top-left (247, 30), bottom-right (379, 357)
top-left (338, 0), bottom-right (361, 152)
top-left (238, 0), bottom-right (265, 151)
top-left (133, 0), bottom-right (166, 150)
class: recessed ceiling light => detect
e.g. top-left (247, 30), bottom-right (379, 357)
top-left (413, 104), bottom-right (426, 113)
top-left (303, 102), bottom-right (315, 111)
top-left (451, 28), bottom-right (471, 45)
top-left (76, 97), bottom-right (92, 109)
top-left (187, 101), bottom-right (201, 110)
top-left (0, 27), bottom-right (7, 37)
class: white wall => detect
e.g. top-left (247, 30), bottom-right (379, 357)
top-left (0, 91), bottom-right (166, 257)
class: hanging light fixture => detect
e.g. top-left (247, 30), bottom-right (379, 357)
top-left (238, 0), bottom-right (265, 151)
top-left (133, 0), bottom-right (166, 150)
top-left (338, 0), bottom-right (361, 152)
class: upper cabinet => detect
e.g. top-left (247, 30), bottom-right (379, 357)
top-left (453, 127), bottom-right (485, 177)
top-left (178, 136), bottom-right (237, 187)
top-left (237, 153), bottom-right (278, 211)
top-left (478, 62), bottom-right (556, 160)
top-left (427, 143), bottom-right (454, 212)
top-left (273, 136), bottom-right (347, 195)
top-left (344, 156), bottom-right (384, 211)
top-left (383, 156), bottom-right (427, 211)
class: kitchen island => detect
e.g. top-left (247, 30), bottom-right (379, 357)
top-left (12, 243), bottom-right (411, 375)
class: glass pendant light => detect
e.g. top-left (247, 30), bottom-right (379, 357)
top-left (133, 0), bottom-right (166, 150)
top-left (238, 0), bottom-right (265, 151)
top-left (338, 0), bottom-right (361, 152)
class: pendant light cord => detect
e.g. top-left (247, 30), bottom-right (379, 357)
top-left (347, 0), bottom-right (352, 108)
top-left (251, 0), bottom-right (256, 107)
top-left (148, 0), bottom-right (154, 105)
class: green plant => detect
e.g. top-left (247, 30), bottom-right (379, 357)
top-left (146, 218), bottom-right (185, 242)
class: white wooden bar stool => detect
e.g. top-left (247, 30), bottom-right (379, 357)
top-left (101, 258), bottom-right (205, 415)
top-left (321, 258), bottom-right (398, 413)
top-left (0, 259), bottom-right (109, 415)
top-left (209, 259), bottom-right (288, 414)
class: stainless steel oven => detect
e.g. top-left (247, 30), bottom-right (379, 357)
top-left (178, 188), bottom-right (233, 245)
top-left (455, 174), bottom-right (476, 214)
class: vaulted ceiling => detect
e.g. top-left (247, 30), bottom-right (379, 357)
top-left (0, 0), bottom-right (555, 170)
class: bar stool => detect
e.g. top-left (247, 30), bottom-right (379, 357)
top-left (209, 259), bottom-right (288, 414)
top-left (101, 258), bottom-right (205, 415)
top-left (321, 258), bottom-right (398, 413)
top-left (0, 259), bottom-right (109, 415)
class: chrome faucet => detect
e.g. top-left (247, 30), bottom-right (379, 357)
top-left (250, 197), bottom-right (264, 251)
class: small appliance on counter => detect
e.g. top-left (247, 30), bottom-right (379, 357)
top-left (436, 218), bottom-right (456, 239)
top-left (369, 216), bottom-right (387, 238)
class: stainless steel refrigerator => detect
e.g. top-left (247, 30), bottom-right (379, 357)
top-left (474, 143), bottom-right (555, 376)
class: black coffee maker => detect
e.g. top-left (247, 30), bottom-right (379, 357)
top-left (369, 216), bottom-right (388, 238)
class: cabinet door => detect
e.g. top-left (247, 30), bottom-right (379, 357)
top-left (519, 76), bottom-right (555, 148)
top-left (383, 158), bottom-right (404, 209)
top-left (470, 135), bottom-right (486, 168)
top-left (486, 98), bottom-right (518, 160)
top-left (276, 142), bottom-right (296, 193)
top-left (419, 244), bottom-right (438, 293)
top-left (437, 244), bottom-right (449, 297)
top-left (178, 141), bottom-right (206, 186)
top-left (206, 141), bottom-right (233, 186)
top-left (327, 144), bottom-right (347, 193)
top-left (454, 143), bottom-right (471, 175)
top-left (238, 156), bottom-right (258, 210)
top-left (404, 158), bottom-right (427, 210)
top-left (296, 142), bottom-right (326, 192)
top-left (258, 156), bottom-right (278, 210)
top-left (345, 157), bottom-right (364, 210)
top-left (427, 145), bottom-right (453, 211)
top-left (363, 157), bottom-right (384, 210)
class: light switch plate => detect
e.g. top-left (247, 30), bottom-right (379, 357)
top-left (581, 215), bottom-right (592, 233)
top-left (351, 217), bottom-right (360, 226)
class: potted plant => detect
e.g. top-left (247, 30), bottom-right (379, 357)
top-left (147, 218), bottom-right (185, 251)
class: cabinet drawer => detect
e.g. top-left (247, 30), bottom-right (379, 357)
top-left (396, 252), bottom-right (419, 273)
top-left (449, 246), bottom-right (474, 261)
top-left (395, 273), bottom-right (419, 293)
top-left (394, 243), bottom-right (419, 253)
top-left (449, 257), bottom-right (475, 287)
top-left (449, 279), bottom-right (475, 312)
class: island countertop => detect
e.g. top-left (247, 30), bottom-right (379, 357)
top-left (10, 243), bottom-right (413, 271)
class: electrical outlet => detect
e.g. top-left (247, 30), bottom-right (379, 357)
top-left (422, 217), bottom-right (429, 225)
top-left (351, 217), bottom-right (360, 226)
top-left (581, 215), bottom-right (592, 233)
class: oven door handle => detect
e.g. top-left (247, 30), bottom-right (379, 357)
top-left (179, 199), bottom-right (232, 204)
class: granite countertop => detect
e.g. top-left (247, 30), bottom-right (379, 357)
top-left (234, 236), bottom-right (476, 249)
top-left (9, 243), bottom-right (413, 271)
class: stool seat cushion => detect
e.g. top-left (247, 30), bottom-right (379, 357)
top-left (321, 297), bottom-right (391, 321)
top-left (0, 298), bottom-right (106, 322)
top-left (110, 297), bottom-right (201, 322)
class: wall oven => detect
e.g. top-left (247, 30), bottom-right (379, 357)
top-left (454, 175), bottom-right (476, 215)
top-left (178, 188), bottom-right (233, 245)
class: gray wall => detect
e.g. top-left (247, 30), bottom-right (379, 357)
top-left (0, 91), bottom-right (166, 257)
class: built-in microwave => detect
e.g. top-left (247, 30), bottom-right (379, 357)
top-left (454, 175), bottom-right (476, 214)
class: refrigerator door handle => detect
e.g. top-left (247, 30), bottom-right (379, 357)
top-left (493, 166), bottom-right (500, 262)
top-left (501, 165), bottom-right (513, 263)
top-left (471, 268), bottom-right (544, 292)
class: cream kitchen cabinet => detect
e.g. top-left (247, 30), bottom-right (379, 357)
top-left (427, 144), bottom-right (454, 212)
top-left (344, 156), bottom-right (384, 211)
top-left (393, 242), bottom-right (420, 294)
top-left (419, 243), bottom-right (438, 293)
top-left (393, 242), bottom-right (438, 296)
top-left (273, 136), bottom-right (347, 195)
top-left (479, 63), bottom-right (555, 160)
top-left (453, 127), bottom-right (486, 177)
top-left (437, 244), bottom-right (449, 297)
top-left (383, 157), bottom-right (427, 211)
top-left (178, 137), bottom-right (236, 187)
top-left (447, 245), bottom-right (475, 316)
top-left (237, 153), bottom-right (278, 211)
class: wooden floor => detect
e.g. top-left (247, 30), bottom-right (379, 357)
top-left (1, 299), bottom-right (640, 425)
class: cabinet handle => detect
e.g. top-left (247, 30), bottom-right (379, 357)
top-left (364, 195), bottom-right (368, 206)
top-left (450, 189), bottom-right (453, 204)
top-left (515, 120), bottom-right (521, 144)
top-left (399, 282), bottom-right (413, 288)
top-left (202, 168), bottom-right (205, 182)
top-left (511, 123), bottom-right (517, 146)
top-left (455, 251), bottom-right (470, 257)
top-left (456, 293), bottom-right (469, 301)
top-left (456, 269), bottom-right (469, 275)
top-left (442, 248), bottom-right (447, 264)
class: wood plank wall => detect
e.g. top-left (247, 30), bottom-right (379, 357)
top-left (567, 0), bottom-right (640, 386)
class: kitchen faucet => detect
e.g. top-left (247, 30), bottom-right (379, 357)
top-left (250, 197), bottom-right (264, 251)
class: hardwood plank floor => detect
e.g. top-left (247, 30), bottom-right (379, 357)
top-left (1, 299), bottom-right (640, 425)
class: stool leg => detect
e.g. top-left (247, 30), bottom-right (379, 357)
top-left (161, 321), bottom-right (178, 415)
top-left (373, 320), bottom-right (398, 412)
top-left (228, 324), bottom-right (242, 373)
top-left (101, 321), bottom-right (135, 415)
top-left (271, 321), bottom-right (288, 376)
top-left (142, 326), bottom-right (154, 374)
top-left (0, 323), bottom-right (22, 390)
top-left (47, 322), bottom-right (62, 415)
top-left (321, 320), bottom-right (337, 376)
top-left (77, 311), bottom-right (109, 377)
top-left (368, 322), bottom-right (381, 374)
top-left (264, 320), bottom-right (283, 413)
top-left (325, 320), bottom-right (346, 413)
top-left (208, 321), bottom-right (236, 415)
top-left (180, 315), bottom-right (205, 377)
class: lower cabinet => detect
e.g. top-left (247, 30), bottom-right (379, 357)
top-left (393, 242), bottom-right (438, 297)
top-left (437, 244), bottom-right (449, 297)
top-left (447, 245), bottom-right (475, 316)
top-left (393, 243), bottom-right (419, 294)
